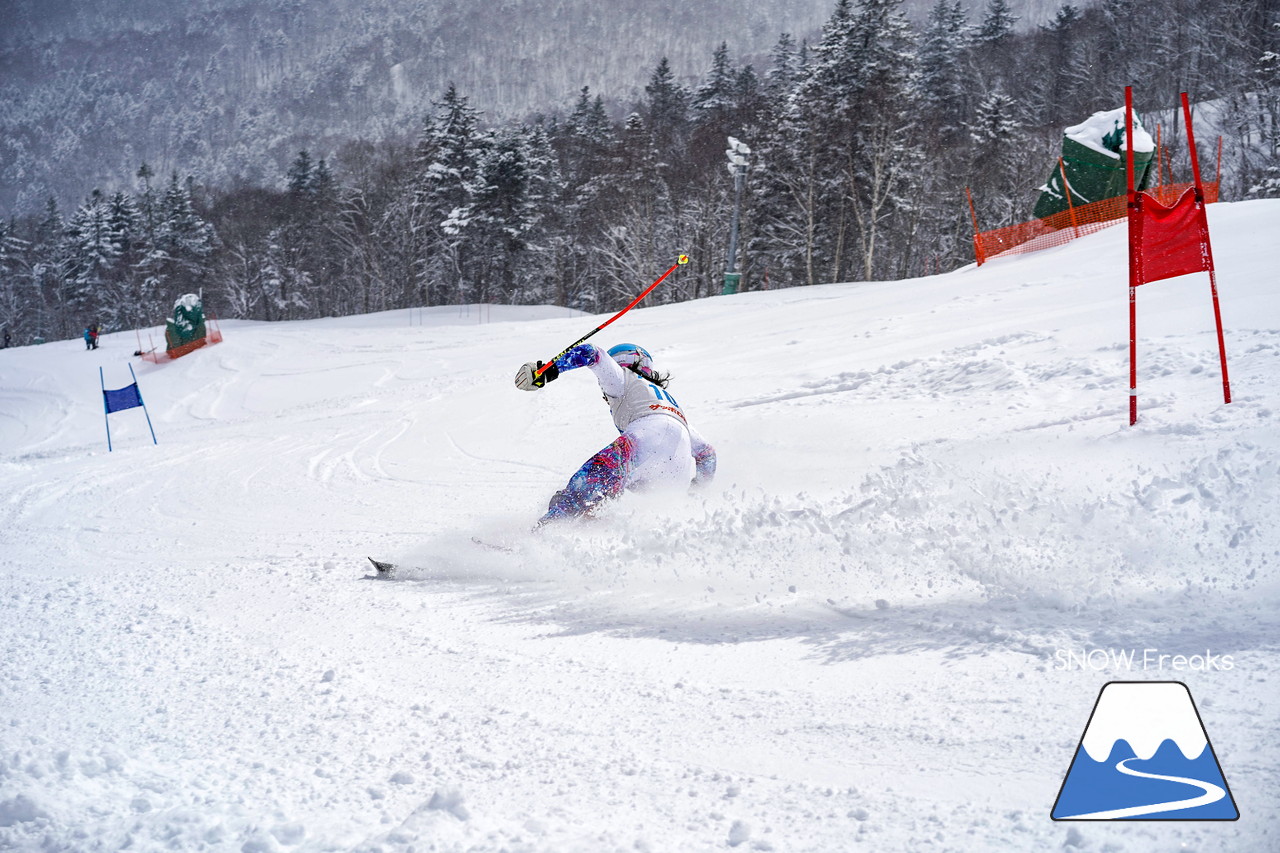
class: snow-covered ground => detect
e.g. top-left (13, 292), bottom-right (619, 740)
top-left (2, 200), bottom-right (1278, 852)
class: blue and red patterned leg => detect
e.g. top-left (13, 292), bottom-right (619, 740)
top-left (540, 434), bottom-right (635, 523)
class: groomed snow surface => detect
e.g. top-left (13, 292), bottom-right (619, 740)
top-left (3, 200), bottom-right (1279, 852)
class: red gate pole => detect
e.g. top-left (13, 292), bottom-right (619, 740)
top-left (966, 187), bottom-right (985, 266)
top-left (1058, 158), bottom-right (1081, 238)
top-left (1207, 265), bottom-right (1231, 405)
top-left (1126, 86), bottom-right (1140, 425)
top-left (1215, 135), bottom-right (1223, 189)
top-left (1182, 93), bottom-right (1231, 405)
top-left (1155, 125), bottom-right (1163, 190)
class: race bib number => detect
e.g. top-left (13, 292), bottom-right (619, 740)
top-left (646, 383), bottom-right (686, 422)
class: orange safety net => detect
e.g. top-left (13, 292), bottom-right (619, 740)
top-left (973, 181), bottom-right (1218, 265)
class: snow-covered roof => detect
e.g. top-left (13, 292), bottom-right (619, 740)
top-left (1064, 107), bottom-right (1155, 159)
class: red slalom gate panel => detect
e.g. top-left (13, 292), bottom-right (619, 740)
top-left (1126, 88), bottom-right (1231, 426)
top-left (1131, 187), bottom-right (1213, 285)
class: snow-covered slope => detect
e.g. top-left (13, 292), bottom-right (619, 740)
top-left (2, 201), bottom-right (1278, 851)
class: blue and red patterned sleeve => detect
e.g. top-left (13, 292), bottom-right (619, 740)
top-left (553, 343), bottom-right (601, 371)
top-left (555, 344), bottom-right (626, 397)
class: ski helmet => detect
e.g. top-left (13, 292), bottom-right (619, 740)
top-left (607, 343), bottom-right (653, 373)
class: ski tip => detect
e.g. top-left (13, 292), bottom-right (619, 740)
top-left (368, 556), bottom-right (396, 573)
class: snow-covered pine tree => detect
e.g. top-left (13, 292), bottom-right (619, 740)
top-left (561, 87), bottom-right (615, 188)
top-left (689, 41), bottom-right (766, 186)
top-left (278, 150), bottom-right (345, 317)
top-left (156, 174), bottom-right (217, 308)
top-left (370, 178), bottom-right (421, 315)
top-left (598, 112), bottom-right (679, 308)
top-left (968, 90), bottom-right (1025, 228)
top-left (748, 32), bottom-right (813, 289)
top-left (258, 228), bottom-right (285, 322)
top-left (132, 164), bottom-right (171, 326)
top-left (794, 0), bottom-right (919, 282)
top-left (0, 218), bottom-right (29, 342)
top-left (693, 43), bottom-right (737, 129)
top-left (64, 189), bottom-right (119, 328)
top-left (750, 0), bottom-right (861, 289)
top-left (309, 156), bottom-right (348, 316)
top-left (910, 1), bottom-right (978, 277)
top-left (843, 0), bottom-right (920, 282)
top-left (1095, 0), bottom-right (1153, 105)
top-left (1035, 4), bottom-right (1092, 127)
top-left (216, 237), bottom-right (265, 321)
top-left (733, 64), bottom-right (768, 137)
top-left (134, 164), bottom-right (159, 253)
top-left (105, 190), bottom-right (143, 328)
top-left (408, 84), bottom-right (488, 307)
top-left (287, 149), bottom-right (315, 196)
top-left (511, 123), bottom-right (562, 306)
top-left (125, 173), bottom-right (217, 326)
top-left (918, 1), bottom-right (970, 144)
top-left (547, 89), bottom-right (617, 311)
top-left (972, 0), bottom-right (1021, 94)
top-left (762, 33), bottom-right (803, 107)
top-left (31, 199), bottom-right (70, 340)
top-left (689, 42), bottom-right (744, 178)
top-left (751, 91), bottom-right (827, 289)
top-left (976, 0), bottom-right (1019, 44)
top-left (471, 127), bottom-right (540, 304)
top-left (642, 57), bottom-right (690, 185)
top-left (1247, 16), bottom-right (1280, 198)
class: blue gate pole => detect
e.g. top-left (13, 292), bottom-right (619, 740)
top-left (100, 367), bottom-right (113, 452)
top-left (129, 363), bottom-right (158, 445)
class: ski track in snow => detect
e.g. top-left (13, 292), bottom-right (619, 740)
top-left (2, 208), bottom-right (1279, 850)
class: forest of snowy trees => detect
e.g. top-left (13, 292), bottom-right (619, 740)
top-left (2, 0), bottom-right (1279, 344)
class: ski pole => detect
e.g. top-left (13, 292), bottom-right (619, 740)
top-left (535, 254), bottom-right (689, 376)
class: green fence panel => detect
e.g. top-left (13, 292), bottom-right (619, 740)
top-left (165, 294), bottom-right (207, 351)
top-left (1034, 108), bottom-right (1154, 219)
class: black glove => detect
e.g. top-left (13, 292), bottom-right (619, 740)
top-left (514, 360), bottom-right (558, 391)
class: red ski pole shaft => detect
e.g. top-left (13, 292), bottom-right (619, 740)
top-left (535, 256), bottom-right (687, 376)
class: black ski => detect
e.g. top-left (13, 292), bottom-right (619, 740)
top-left (367, 556), bottom-right (396, 574)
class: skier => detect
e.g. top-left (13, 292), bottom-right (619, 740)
top-left (514, 343), bottom-right (716, 525)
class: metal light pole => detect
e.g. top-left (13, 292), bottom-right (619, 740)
top-left (722, 136), bottom-right (750, 295)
